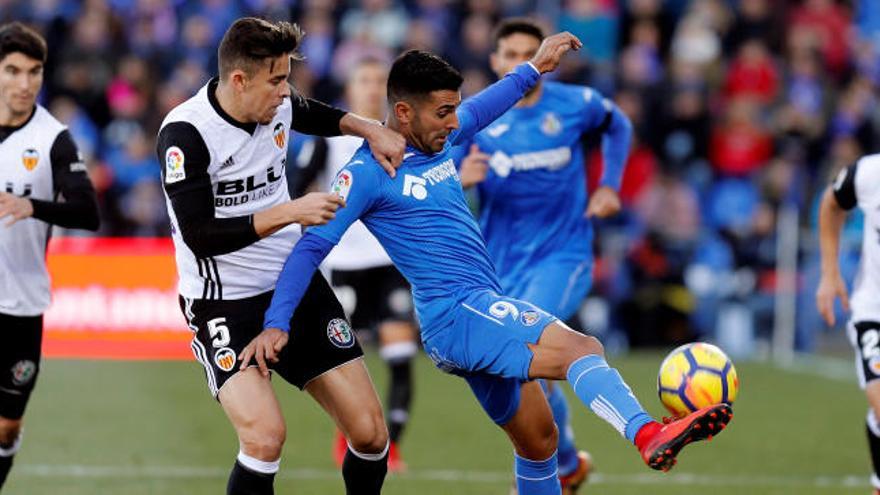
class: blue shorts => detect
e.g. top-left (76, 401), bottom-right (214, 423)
top-left (502, 257), bottom-right (593, 322)
top-left (423, 290), bottom-right (556, 425)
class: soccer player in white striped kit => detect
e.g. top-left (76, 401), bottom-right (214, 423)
top-left (818, 154), bottom-right (880, 495)
top-left (0, 22), bottom-right (100, 491)
top-left (158, 18), bottom-right (404, 495)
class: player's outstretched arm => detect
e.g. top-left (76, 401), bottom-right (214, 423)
top-left (240, 233), bottom-right (334, 376)
top-left (816, 186), bottom-right (850, 326)
top-left (455, 32), bottom-right (582, 141)
top-left (290, 92), bottom-right (405, 177)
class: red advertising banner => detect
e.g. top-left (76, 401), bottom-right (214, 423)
top-left (43, 237), bottom-right (192, 360)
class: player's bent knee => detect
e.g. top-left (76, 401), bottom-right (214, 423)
top-left (520, 421), bottom-right (559, 460)
top-left (346, 415), bottom-right (389, 454)
top-left (0, 417), bottom-right (22, 446)
top-left (238, 424), bottom-right (286, 461)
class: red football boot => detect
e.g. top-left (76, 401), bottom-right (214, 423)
top-left (333, 430), bottom-right (347, 467)
top-left (387, 441), bottom-right (407, 473)
top-left (637, 403), bottom-right (732, 472)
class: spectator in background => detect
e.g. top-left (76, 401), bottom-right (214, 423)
top-left (619, 0), bottom-right (674, 58)
top-left (298, 8), bottom-right (335, 81)
top-left (725, 0), bottom-right (780, 54)
top-left (724, 38), bottom-right (779, 104)
top-left (340, 0), bottom-right (409, 50)
top-left (180, 15), bottom-right (217, 73)
top-left (710, 97), bottom-right (774, 177)
top-left (53, 8), bottom-right (121, 126)
top-left (653, 84), bottom-right (710, 178)
top-left (829, 78), bottom-right (878, 153)
top-left (788, 0), bottom-right (851, 79)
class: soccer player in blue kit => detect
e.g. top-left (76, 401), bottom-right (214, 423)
top-left (458, 19), bottom-right (633, 493)
top-left (243, 33), bottom-right (732, 495)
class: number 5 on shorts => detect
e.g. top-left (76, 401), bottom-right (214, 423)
top-left (208, 317), bottom-right (231, 348)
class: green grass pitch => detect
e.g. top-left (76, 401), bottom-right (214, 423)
top-left (4, 351), bottom-right (870, 494)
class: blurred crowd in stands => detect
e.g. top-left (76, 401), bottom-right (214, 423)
top-left (4, 0), bottom-right (879, 350)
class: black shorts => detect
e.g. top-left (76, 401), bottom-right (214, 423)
top-left (331, 265), bottom-right (414, 331)
top-left (0, 313), bottom-right (42, 420)
top-left (180, 272), bottom-right (363, 397)
top-left (850, 320), bottom-right (880, 389)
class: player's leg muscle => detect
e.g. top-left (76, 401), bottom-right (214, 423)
top-left (219, 368), bottom-right (286, 461)
top-left (307, 358), bottom-right (388, 454)
top-left (528, 321), bottom-right (604, 380)
top-left (501, 381), bottom-right (559, 460)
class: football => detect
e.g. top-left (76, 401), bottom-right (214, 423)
top-left (657, 342), bottom-right (739, 418)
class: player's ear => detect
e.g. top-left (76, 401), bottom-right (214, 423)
top-left (393, 101), bottom-right (413, 125)
top-left (229, 69), bottom-right (248, 93)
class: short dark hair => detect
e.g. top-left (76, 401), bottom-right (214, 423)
top-left (387, 50), bottom-right (463, 103)
top-left (492, 18), bottom-right (545, 50)
top-left (218, 17), bottom-right (302, 79)
top-left (0, 22), bottom-right (47, 64)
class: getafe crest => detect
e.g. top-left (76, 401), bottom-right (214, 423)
top-left (21, 149), bottom-right (39, 171)
top-left (521, 310), bottom-right (540, 327)
top-left (541, 113), bottom-right (562, 136)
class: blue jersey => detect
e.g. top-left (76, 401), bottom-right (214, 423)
top-left (315, 142), bottom-right (499, 338)
top-left (265, 62), bottom-right (542, 340)
top-left (472, 82), bottom-right (631, 295)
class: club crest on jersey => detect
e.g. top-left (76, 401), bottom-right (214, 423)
top-left (327, 318), bottom-right (355, 348)
top-left (541, 113), bottom-right (562, 136)
top-left (21, 148), bottom-right (39, 171)
top-left (11, 360), bottom-right (35, 385)
top-left (214, 347), bottom-right (236, 372)
top-left (521, 310), bottom-right (540, 327)
top-left (332, 170), bottom-right (353, 201)
top-left (870, 356), bottom-right (880, 376)
top-left (165, 146), bottom-right (186, 184)
top-left (273, 122), bottom-right (286, 149)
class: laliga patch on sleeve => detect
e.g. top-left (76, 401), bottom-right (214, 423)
top-left (331, 170), bottom-right (353, 201)
top-left (165, 146), bottom-right (186, 184)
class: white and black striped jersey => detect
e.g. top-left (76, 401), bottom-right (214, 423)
top-left (158, 78), bottom-right (348, 301)
top-left (832, 153), bottom-right (880, 323)
top-left (0, 105), bottom-right (99, 317)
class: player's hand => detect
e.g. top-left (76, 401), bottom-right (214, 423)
top-left (529, 32), bottom-right (582, 74)
top-left (460, 144), bottom-right (490, 188)
top-left (586, 186), bottom-right (621, 218)
top-left (239, 327), bottom-right (289, 377)
top-left (289, 192), bottom-right (345, 226)
top-left (0, 192), bottom-right (34, 227)
top-left (363, 123), bottom-right (405, 178)
top-left (816, 272), bottom-right (850, 327)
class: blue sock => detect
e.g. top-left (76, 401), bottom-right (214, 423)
top-left (514, 451), bottom-right (560, 495)
top-left (541, 380), bottom-right (579, 476)
top-left (566, 355), bottom-right (654, 443)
